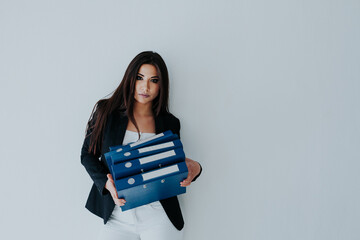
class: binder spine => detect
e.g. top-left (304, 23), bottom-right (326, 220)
top-left (109, 130), bottom-right (175, 151)
top-left (112, 149), bottom-right (185, 179)
top-left (115, 161), bottom-right (188, 192)
top-left (111, 139), bottom-right (182, 165)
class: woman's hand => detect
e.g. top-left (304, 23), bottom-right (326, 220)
top-left (106, 174), bottom-right (126, 206)
top-left (180, 157), bottom-right (201, 187)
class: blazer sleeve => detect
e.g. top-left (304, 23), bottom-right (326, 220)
top-left (80, 116), bottom-right (109, 196)
top-left (174, 117), bottom-right (202, 182)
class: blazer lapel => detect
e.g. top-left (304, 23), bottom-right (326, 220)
top-left (155, 114), bottom-right (165, 134)
top-left (113, 112), bottom-right (128, 147)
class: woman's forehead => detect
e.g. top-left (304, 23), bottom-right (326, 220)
top-left (138, 64), bottom-right (159, 77)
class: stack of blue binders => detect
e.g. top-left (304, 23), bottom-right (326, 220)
top-left (104, 130), bottom-right (188, 211)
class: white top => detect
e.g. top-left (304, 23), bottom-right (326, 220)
top-left (122, 130), bottom-right (156, 145)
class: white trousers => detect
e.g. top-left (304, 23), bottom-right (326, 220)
top-left (97, 201), bottom-right (184, 240)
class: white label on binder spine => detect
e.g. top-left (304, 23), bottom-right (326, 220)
top-left (130, 133), bottom-right (165, 147)
top-left (138, 142), bottom-right (175, 153)
top-left (142, 165), bottom-right (179, 181)
top-left (139, 150), bottom-right (176, 165)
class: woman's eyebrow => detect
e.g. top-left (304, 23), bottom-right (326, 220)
top-left (137, 73), bottom-right (159, 78)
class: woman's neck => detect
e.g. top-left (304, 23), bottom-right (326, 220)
top-left (133, 101), bottom-right (153, 117)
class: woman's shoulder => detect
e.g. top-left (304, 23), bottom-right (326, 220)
top-left (160, 111), bottom-right (180, 123)
top-left (108, 108), bottom-right (127, 119)
top-left (160, 111), bottom-right (181, 135)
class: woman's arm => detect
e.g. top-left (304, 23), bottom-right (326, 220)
top-left (172, 115), bottom-right (203, 187)
top-left (180, 158), bottom-right (202, 187)
top-left (80, 121), bottom-right (109, 196)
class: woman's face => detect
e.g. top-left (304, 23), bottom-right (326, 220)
top-left (134, 64), bottom-right (160, 105)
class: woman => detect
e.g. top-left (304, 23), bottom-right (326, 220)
top-left (81, 51), bottom-right (202, 240)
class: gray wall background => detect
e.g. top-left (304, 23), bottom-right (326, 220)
top-left (1, 0), bottom-right (359, 239)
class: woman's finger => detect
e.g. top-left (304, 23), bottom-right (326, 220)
top-left (112, 193), bottom-right (126, 206)
top-left (114, 198), bottom-right (126, 206)
top-left (179, 166), bottom-right (194, 187)
top-left (180, 179), bottom-right (191, 187)
top-left (107, 174), bottom-right (114, 183)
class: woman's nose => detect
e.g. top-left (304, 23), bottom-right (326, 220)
top-left (141, 79), bottom-right (150, 91)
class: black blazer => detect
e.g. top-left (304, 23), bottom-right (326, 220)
top-left (81, 109), bottom-right (202, 231)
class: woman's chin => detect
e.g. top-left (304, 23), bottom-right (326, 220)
top-left (134, 98), bottom-right (153, 105)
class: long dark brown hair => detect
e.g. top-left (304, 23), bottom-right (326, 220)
top-left (85, 51), bottom-right (170, 155)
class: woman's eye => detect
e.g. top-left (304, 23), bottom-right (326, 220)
top-left (151, 79), bottom-right (159, 83)
top-left (136, 76), bottom-right (142, 80)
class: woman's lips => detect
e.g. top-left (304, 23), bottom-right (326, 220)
top-left (139, 93), bottom-right (150, 98)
